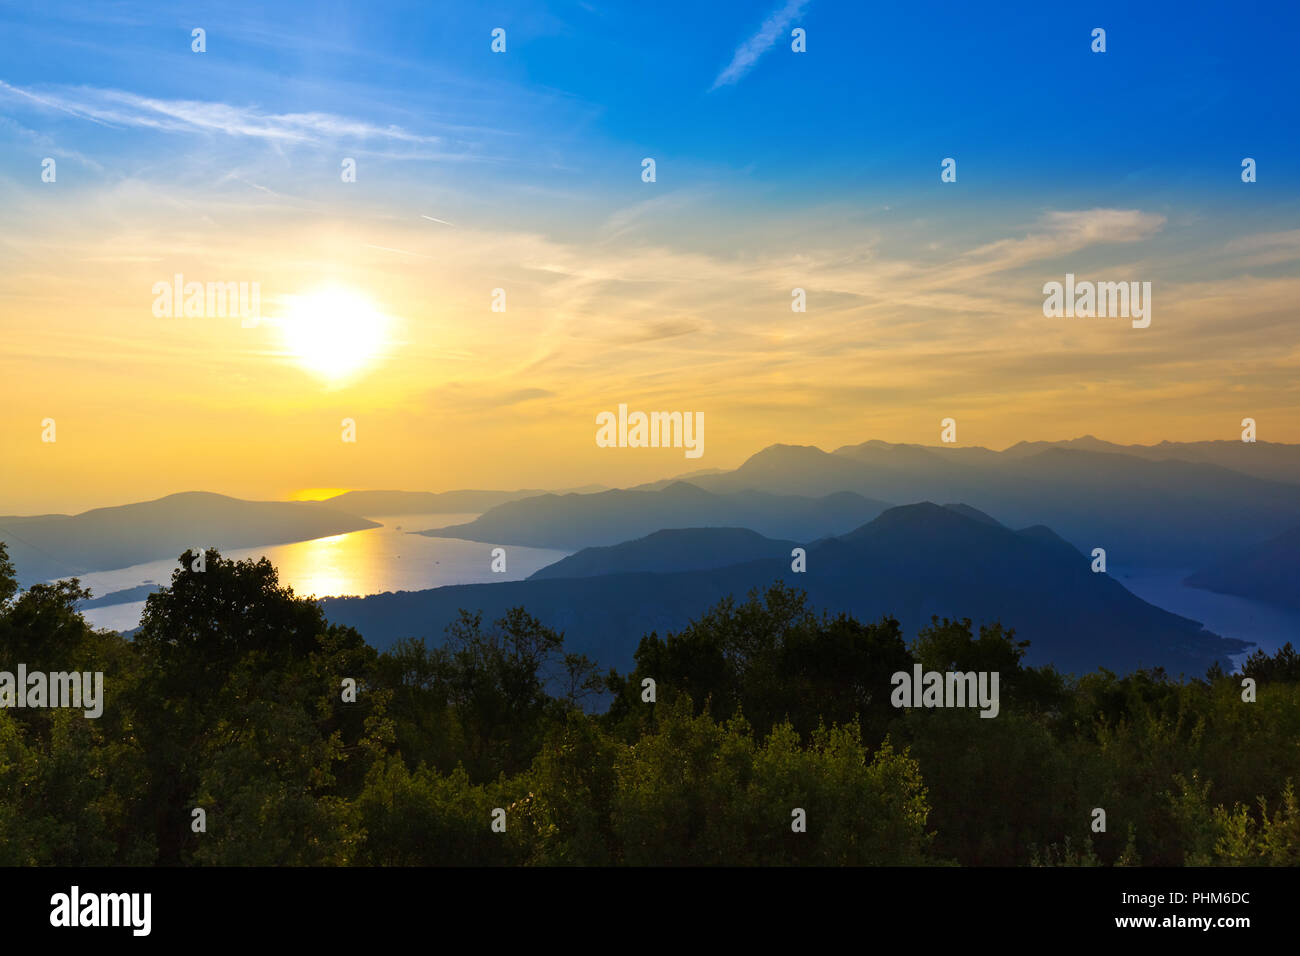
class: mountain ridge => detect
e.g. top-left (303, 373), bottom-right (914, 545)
top-left (416, 484), bottom-right (893, 550)
top-left (323, 501), bottom-right (1246, 677)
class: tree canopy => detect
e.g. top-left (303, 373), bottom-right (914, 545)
top-left (1, 542), bottom-right (1296, 866)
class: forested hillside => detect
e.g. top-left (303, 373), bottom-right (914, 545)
top-left (1, 542), bottom-right (1296, 866)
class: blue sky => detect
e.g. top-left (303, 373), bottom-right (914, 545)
top-left (3, 0), bottom-right (1297, 213)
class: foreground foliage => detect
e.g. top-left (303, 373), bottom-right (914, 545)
top-left (1, 542), bottom-right (1296, 866)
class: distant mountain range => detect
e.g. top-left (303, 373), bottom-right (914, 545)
top-left (417, 482), bottom-right (892, 550)
top-left (616, 440), bottom-right (1300, 568)
top-left (323, 503), bottom-right (1247, 677)
top-left (650, 436), bottom-right (1300, 487)
top-left (323, 486), bottom-right (606, 517)
top-left (4, 436), bottom-right (1295, 662)
top-left (1186, 524), bottom-right (1300, 610)
top-left (0, 492), bottom-right (378, 585)
top-left (994, 436), bottom-right (1300, 485)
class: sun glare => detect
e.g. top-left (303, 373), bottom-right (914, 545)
top-left (279, 285), bottom-right (390, 382)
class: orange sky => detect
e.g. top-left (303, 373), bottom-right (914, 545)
top-left (3, 195), bottom-right (1298, 514)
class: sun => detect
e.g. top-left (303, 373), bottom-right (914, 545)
top-left (279, 285), bottom-right (390, 382)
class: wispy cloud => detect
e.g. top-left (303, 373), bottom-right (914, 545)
top-left (930, 208), bottom-right (1168, 288)
top-left (0, 80), bottom-right (440, 145)
top-left (710, 0), bottom-right (810, 91)
top-left (599, 191), bottom-right (706, 242)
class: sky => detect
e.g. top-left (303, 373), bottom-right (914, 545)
top-left (1, 0), bottom-right (1298, 513)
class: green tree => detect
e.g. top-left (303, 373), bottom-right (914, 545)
top-left (131, 549), bottom-right (389, 864)
top-left (608, 583), bottom-right (911, 743)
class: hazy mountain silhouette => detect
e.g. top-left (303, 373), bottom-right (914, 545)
top-left (323, 502), bottom-right (1244, 676)
top-left (324, 486), bottom-right (605, 516)
top-left (626, 467), bottom-right (728, 491)
top-left (998, 437), bottom-right (1300, 484)
top-left (416, 482), bottom-right (892, 550)
top-left (528, 527), bottom-right (798, 580)
top-left (663, 442), bottom-right (1300, 567)
top-left (1, 492), bottom-right (379, 585)
top-left (1185, 524), bottom-right (1300, 610)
